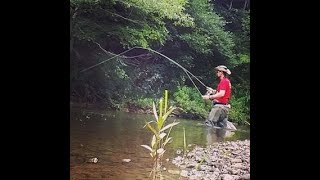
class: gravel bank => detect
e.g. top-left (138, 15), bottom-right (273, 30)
top-left (172, 140), bottom-right (250, 180)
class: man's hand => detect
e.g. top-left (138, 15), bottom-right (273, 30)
top-left (205, 87), bottom-right (216, 95)
top-left (202, 95), bottom-right (210, 100)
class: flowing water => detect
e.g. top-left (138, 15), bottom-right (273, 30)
top-left (70, 106), bottom-right (250, 179)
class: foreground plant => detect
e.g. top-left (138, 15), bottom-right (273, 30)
top-left (183, 127), bottom-right (187, 156)
top-left (141, 90), bottom-right (180, 179)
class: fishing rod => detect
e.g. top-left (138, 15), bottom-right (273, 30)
top-left (80, 40), bottom-right (209, 95)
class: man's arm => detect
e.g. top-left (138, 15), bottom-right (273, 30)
top-left (205, 86), bottom-right (216, 95)
top-left (202, 90), bottom-right (225, 100)
top-left (209, 90), bottom-right (225, 99)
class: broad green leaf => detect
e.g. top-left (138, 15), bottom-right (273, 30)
top-left (163, 137), bottom-right (172, 146)
top-left (153, 102), bottom-right (158, 121)
top-left (151, 135), bottom-right (156, 148)
top-left (160, 122), bottom-right (180, 132)
top-left (143, 121), bottom-right (155, 128)
top-left (162, 106), bottom-right (176, 123)
top-left (157, 148), bottom-right (166, 156)
top-left (159, 98), bottom-right (163, 121)
top-left (157, 148), bottom-right (164, 154)
top-left (146, 122), bottom-right (158, 136)
top-left (159, 132), bottom-right (166, 140)
top-left (164, 90), bottom-right (168, 114)
top-left (141, 145), bottom-right (152, 152)
top-left (157, 116), bottom-right (163, 130)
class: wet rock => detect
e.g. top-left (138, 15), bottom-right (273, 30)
top-left (177, 155), bottom-right (184, 161)
top-left (199, 165), bottom-right (211, 171)
top-left (186, 163), bottom-right (196, 168)
top-left (87, 157), bottom-right (98, 163)
top-left (220, 168), bottom-right (228, 174)
top-left (180, 164), bottom-right (187, 169)
top-left (213, 162), bottom-right (224, 169)
top-left (122, 159), bottom-right (131, 163)
top-left (176, 149), bottom-right (182, 155)
top-left (180, 170), bottom-right (189, 177)
top-left (231, 169), bottom-right (241, 175)
top-left (231, 158), bottom-right (242, 163)
top-left (171, 140), bottom-right (250, 180)
top-left (241, 173), bottom-right (250, 179)
top-left (231, 150), bottom-right (242, 155)
top-left (231, 163), bottom-right (243, 169)
top-left (221, 174), bottom-right (234, 180)
top-left (231, 175), bottom-right (241, 180)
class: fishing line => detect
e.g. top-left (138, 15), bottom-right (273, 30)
top-left (80, 41), bottom-right (209, 95)
top-left (79, 42), bottom-right (136, 73)
top-left (184, 69), bottom-right (202, 95)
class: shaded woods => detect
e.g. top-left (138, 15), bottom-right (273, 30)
top-left (70, 0), bottom-right (250, 124)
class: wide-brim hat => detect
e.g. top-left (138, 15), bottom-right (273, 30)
top-left (215, 65), bottom-right (231, 75)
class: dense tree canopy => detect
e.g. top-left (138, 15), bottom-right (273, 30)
top-left (70, 0), bottom-right (250, 123)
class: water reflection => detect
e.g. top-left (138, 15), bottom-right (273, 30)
top-left (206, 127), bottom-right (225, 145)
top-left (206, 126), bottom-right (242, 145)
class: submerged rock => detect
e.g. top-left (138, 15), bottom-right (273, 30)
top-left (87, 157), bottom-right (98, 163)
top-left (122, 159), bottom-right (131, 163)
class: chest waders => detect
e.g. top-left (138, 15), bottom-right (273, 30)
top-left (205, 104), bottom-right (230, 128)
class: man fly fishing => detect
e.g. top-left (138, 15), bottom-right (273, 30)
top-left (202, 65), bottom-right (234, 129)
top-left (80, 44), bottom-right (235, 130)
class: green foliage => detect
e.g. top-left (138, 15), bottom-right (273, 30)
top-left (113, 0), bottom-right (194, 47)
top-left (173, 86), bottom-right (211, 118)
top-left (228, 94), bottom-right (250, 124)
top-left (71, 0), bottom-right (104, 5)
top-left (72, 17), bottom-right (105, 41)
top-left (71, 0), bottom-right (194, 48)
top-left (241, 10), bottom-right (250, 37)
top-left (226, 63), bottom-right (250, 124)
top-left (141, 90), bottom-right (179, 179)
top-left (231, 53), bottom-right (250, 65)
top-left (120, 0), bottom-right (194, 27)
top-left (70, 0), bottom-right (250, 123)
top-left (114, 66), bottom-right (129, 79)
top-left (206, 4), bottom-right (250, 67)
top-left (179, 32), bottom-right (213, 54)
top-left (238, 54), bottom-right (250, 64)
top-left (174, 55), bottom-right (194, 68)
top-left (238, 10), bottom-right (250, 60)
top-left (116, 25), bottom-right (169, 48)
top-left (131, 97), bottom-right (155, 109)
top-left (179, 0), bottom-right (236, 59)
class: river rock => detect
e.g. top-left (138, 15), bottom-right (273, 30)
top-left (87, 157), bottom-right (98, 163)
top-left (122, 159), bottom-right (131, 163)
top-left (172, 140), bottom-right (250, 179)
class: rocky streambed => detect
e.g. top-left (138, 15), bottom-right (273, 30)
top-left (171, 140), bottom-right (250, 180)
